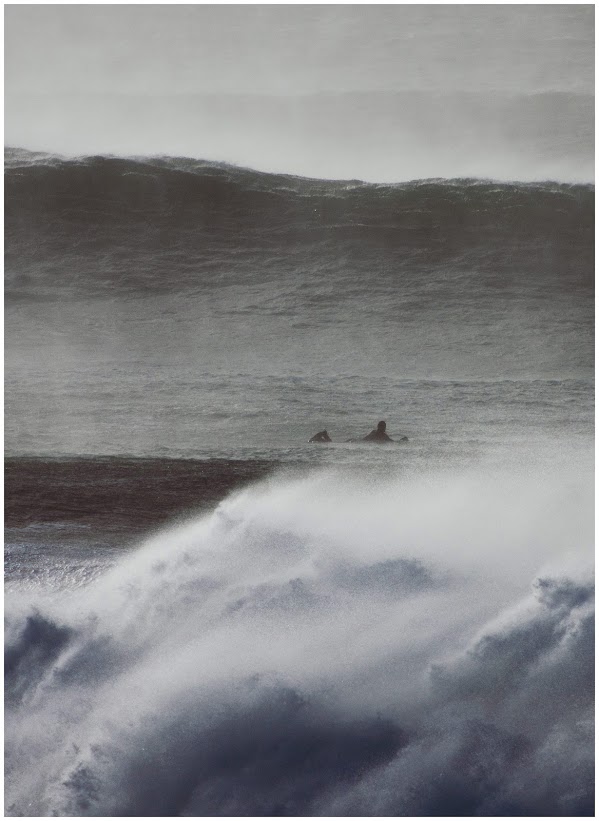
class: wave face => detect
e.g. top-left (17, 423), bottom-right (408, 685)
top-left (5, 148), bottom-right (594, 456)
top-left (4, 451), bottom-right (594, 816)
top-left (5, 148), bottom-right (594, 301)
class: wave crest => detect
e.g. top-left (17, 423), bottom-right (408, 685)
top-left (5, 464), bottom-right (594, 815)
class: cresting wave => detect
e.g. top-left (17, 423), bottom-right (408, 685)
top-left (6, 90), bottom-right (593, 183)
top-left (4, 461), bottom-right (594, 816)
top-left (5, 148), bottom-right (593, 300)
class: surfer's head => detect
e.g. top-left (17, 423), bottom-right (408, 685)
top-left (377, 421), bottom-right (386, 432)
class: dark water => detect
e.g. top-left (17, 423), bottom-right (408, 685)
top-left (5, 149), bottom-right (594, 457)
top-left (4, 148), bottom-right (594, 816)
top-left (5, 457), bottom-right (280, 589)
top-left (5, 149), bottom-right (593, 302)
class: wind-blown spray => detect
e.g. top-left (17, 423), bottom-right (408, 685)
top-left (5, 453), bottom-right (594, 816)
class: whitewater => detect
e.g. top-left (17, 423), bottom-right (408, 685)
top-left (5, 441), bottom-right (594, 816)
top-left (4, 145), bottom-right (594, 816)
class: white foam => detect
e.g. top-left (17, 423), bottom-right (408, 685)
top-left (5, 450), bottom-right (594, 815)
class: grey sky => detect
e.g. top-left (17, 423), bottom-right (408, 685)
top-left (5, 5), bottom-right (593, 96)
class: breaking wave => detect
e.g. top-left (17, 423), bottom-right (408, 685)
top-left (5, 460), bottom-right (594, 816)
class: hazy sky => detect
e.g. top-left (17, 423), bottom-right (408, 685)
top-left (4, 4), bottom-right (594, 180)
top-left (5, 4), bottom-right (594, 96)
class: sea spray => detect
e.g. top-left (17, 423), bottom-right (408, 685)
top-left (5, 453), bottom-right (593, 815)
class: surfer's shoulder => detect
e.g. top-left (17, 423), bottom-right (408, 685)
top-left (309, 429), bottom-right (332, 443)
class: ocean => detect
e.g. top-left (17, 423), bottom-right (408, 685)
top-left (4, 147), bottom-right (594, 815)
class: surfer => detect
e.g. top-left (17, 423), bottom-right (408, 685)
top-left (362, 420), bottom-right (394, 442)
top-left (309, 429), bottom-right (332, 443)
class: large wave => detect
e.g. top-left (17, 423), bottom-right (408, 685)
top-left (5, 149), bottom-right (593, 301)
top-left (5, 457), bottom-right (594, 816)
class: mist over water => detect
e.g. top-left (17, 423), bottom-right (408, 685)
top-left (5, 6), bottom-right (594, 182)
